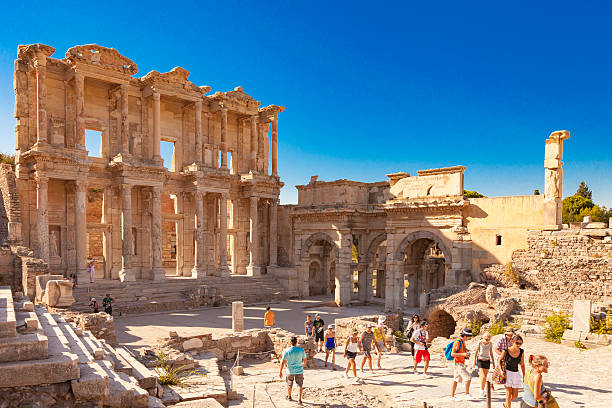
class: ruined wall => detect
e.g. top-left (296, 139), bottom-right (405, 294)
top-left (466, 195), bottom-right (546, 272)
top-left (296, 179), bottom-right (389, 207)
top-left (481, 226), bottom-right (611, 302)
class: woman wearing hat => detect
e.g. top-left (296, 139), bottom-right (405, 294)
top-left (373, 316), bottom-right (388, 370)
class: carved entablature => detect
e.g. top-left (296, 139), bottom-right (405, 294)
top-left (140, 67), bottom-right (204, 96)
top-left (17, 44), bottom-right (56, 66)
top-left (209, 86), bottom-right (261, 113)
top-left (65, 44), bottom-right (137, 75)
top-left (258, 105), bottom-right (285, 123)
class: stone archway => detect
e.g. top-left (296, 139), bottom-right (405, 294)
top-left (363, 233), bottom-right (387, 302)
top-left (301, 232), bottom-right (339, 297)
top-left (427, 308), bottom-right (457, 339)
top-left (308, 260), bottom-right (325, 295)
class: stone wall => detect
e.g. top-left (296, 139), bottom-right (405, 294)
top-left (78, 311), bottom-right (118, 346)
top-left (0, 163), bottom-right (22, 244)
top-left (334, 312), bottom-right (402, 347)
top-left (21, 253), bottom-right (49, 299)
top-left (481, 226), bottom-right (611, 303)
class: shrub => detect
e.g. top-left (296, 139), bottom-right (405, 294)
top-left (591, 310), bottom-right (612, 335)
top-left (489, 320), bottom-right (506, 336)
top-left (504, 262), bottom-right (520, 284)
top-left (551, 240), bottom-right (558, 246)
top-left (154, 351), bottom-right (202, 386)
top-left (544, 312), bottom-right (570, 343)
top-left (470, 318), bottom-right (482, 337)
top-left (212, 301), bottom-right (220, 307)
top-left (393, 330), bottom-right (409, 344)
top-left (574, 340), bottom-right (587, 350)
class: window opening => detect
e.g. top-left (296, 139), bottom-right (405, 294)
top-left (85, 129), bottom-right (102, 157)
top-left (496, 235), bottom-right (502, 246)
top-left (353, 270), bottom-right (359, 293)
top-left (160, 141), bottom-right (175, 171)
top-left (228, 151), bottom-right (234, 174)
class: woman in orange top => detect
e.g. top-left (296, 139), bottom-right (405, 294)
top-left (264, 306), bottom-right (275, 328)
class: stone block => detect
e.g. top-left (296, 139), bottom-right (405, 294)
top-left (42, 280), bottom-right (75, 307)
top-left (182, 337), bottom-right (203, 351)
top-left (573, 300), bottom-right (591, 333)
top-left (25, 317), bottom-right (38, 330)
top-left (23, 301), bottom-right (34, 312)
top-left (232, 365), bottom-right (244, 375)
top-left (585, 222), bottom-right (607, 229)
top-left (35, 274), bottom-right (63, 302)
top-left (94, 347), bottom-right (104, 360)
top-left (169, 331), bottom-right (178, 338)
top-left (232, 301), bottom-right (244, 333)
top-left (148, 396), bottom-right (166, 408)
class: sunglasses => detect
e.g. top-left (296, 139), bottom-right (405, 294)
top-left (515, 341), bottom-right (523, 345)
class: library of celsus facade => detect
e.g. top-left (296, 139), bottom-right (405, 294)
top-left (13, 43), bottom-right (283, 284)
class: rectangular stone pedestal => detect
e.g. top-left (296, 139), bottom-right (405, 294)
top-left (246, 266), bottom-right (262, 277)
top-left (573, 300), bottom-right (592, 333)
top-left (232, 301), bottom-right (244, 333)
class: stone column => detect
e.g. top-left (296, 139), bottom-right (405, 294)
top-left (194, 100), bottom-right (202, 163)
top-left (249, 115), bottom-right (257, 172)
top-left (152, 91), bottom-right (161, 159)
top-left (35, 57), bottom-right (48, 146)
top-left (335, 262), bottom-right (352, 306)
top-left (268, 199), bottom-right (278, 267)
top-left (102, 187), bottom-right (113, 280)
top-left (246, 196), bottom-right (260, 276)
top-left (120, 83), bottom-right (129, 155)
top-left (119, 184), bottom-right (135, 282)
top-left (150, 186), bottom-right (166, 280)
top-left (218, 195), bottom-right (230, 277)
top-left (358, 266), bottom-right (368, 303)
top-left (220, 107), bottom-right (228, 169)
top-left (232, 301), bottom-right (244, 332)
top-left (192, 191), bottom-right (205, 279)
top-left (36, 176), bottom-right (49, 263)
top-left (271, 115), bottom-right (278, 176)
top-left (75, 73), bottom-right (85, 150)
top-left (75, 180), bottom-right (88, 283)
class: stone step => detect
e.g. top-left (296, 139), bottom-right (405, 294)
top-left (101, 339), bottom-right (133, 376)
top-left (98, 359), bottom-right (149, 408)
top-left (115, 346), bottom-right (157, 391)
top-left (0, 286), bottom-right (16, 338)
top-left (0, 331), bottom-right (48, 362)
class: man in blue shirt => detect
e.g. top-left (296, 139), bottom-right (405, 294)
top-left (280, 336), bottom-right (307, 405)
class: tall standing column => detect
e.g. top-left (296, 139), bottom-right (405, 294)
top-left (192, 191), bottom-right (206, 279)
top-left (271, 115), bottom-right (278, 176)
top-left (75, 180), bottom-right (88, 283)
top-left (194, 100), bottom-right (202, 164)
top-left (75, 73), bottom-right (85, 150)
top-left (220, 107), bottom-right (228, 169)
top-left (150, 186), bottom-right (166, 280)
top-left (120, 83), bottom-right (129, 155)
top-left (36, 176), bottom-right (49, 263)
top-left (119, 184), bottom-right (135, 282)
top-left (219, 195), bottom-right (230, 277)
top-left (246, 196), bottom-right (260, 276)
top-left (102, 187), bottom-right (113, 280)
top-left (249, 115), bottom-right (257, 171)
top-left (268, 199), bottom-right (278, 268)
top-left (152, 91), bottom-right (161, 159)
top-left (35, 56), bottom-right (48, 146)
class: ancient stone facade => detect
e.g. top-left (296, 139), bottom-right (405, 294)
top-left (13, 43), bottom-right (284, 284)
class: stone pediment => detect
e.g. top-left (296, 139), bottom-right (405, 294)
top-left (65, 44), bottom-right (138, 75)
top-left (141, 67), bottom-right (203, 94)
top-left (388, 166), bottom-right (465, 200)
top-left (17, 44), bottom-right (56, 61)
top-left (259, 105), bottom-right (285, 122)
top-left (211, 86), bottom-right (261, 109)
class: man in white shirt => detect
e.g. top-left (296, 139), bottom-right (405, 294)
top-left (411, 320), bottom-right (431, 377)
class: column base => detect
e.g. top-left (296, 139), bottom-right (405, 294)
top-left (246, 266), bottom-right (263, 277)
top-left (118, 268), bottom-right (136, 282)
top-left (150, 267), bottom-right (166, 281)
top-left (76, 268), bottom-right (90, 286)
top-left (191, 266), bottom-right (206, 280)
top-left (266, 265), bottom-right (279, 275)
top-left (218, 266), bottom-right (231, 278)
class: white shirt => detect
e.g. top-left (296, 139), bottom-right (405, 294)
top-left (411, 328), bottom-right (429, 351)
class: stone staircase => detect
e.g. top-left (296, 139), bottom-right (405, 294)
top-left (0, 286), bottom-right (161, 407)
top-left (71, 275), bottom-right (288, 314)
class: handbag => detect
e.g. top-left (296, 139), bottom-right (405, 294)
top-left (545, 393), bottom-right (559, 408)
top-left (490, 358), bottom-right (506, 384)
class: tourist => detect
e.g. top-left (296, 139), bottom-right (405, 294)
top-left (264, 306), bottom-right (275, 328)
top-left (68, 273), bottom-right (76, 287)
top-left (450, 328), bottom-right (474, 401)
top-left (373, 315), bottom-right (388, 369)
top-left (405, 314), bottom-right (420, 358)
top-left (324, 324), bottom-right (336, 369)
top-left (313, 314), bottom-right (325, 352)
top-left (102, 293), bottom-right (113, 315)
top-left (474, 332), bottom-right (495, 397)
top-left (344, 329), bottom-right (360, 380)
top-left (359, 324), bottom-right (375, 373)
top-left (500, 334), bottom-right (525, 408)
top-left (411, 320), bottom-right (430, 377)
top-left (89, 297), bottom-right (99, 313)
top-left (87, 259), bottom-right (95, 283)
top-left (279, 336), bottom-right (307, 405)
top-left (495, 328), bottom-right (515, 363)
top-left (304, 315), bottom-right (314, 337)
top-left (522, 354), bottom-right (550, 408)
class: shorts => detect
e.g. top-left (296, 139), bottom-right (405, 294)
top-left (315, 332), bottom-right (325, 342)
top-left (346, 351), bottom-right (357, 359)
top-left (453, 364), bottom-right (472, 383)
top-left (477, 359), bottom-right (491, 370)
top-left (505, 370), bottom-right (522, 389)
top-left (286, 373), bottom-right (304, 387)
top-left (326, 346), bottom-right (335, 351)
top-left (363, 348), bottom-right (372, 357)
top-left (415, 350), bottom-right (430, 363)
top-left (375, 340), bottom-right (385, 350)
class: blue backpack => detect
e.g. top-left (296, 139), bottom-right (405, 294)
top-left (444, 340), bottom-right (460, 361)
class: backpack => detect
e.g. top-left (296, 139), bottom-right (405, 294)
top-left (444, 340), bottom-right (460, 361)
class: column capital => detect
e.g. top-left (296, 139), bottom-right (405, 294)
top-left (121, 183), bottom-right (132, 193)
top-left (74, 179), bottom-right (87, 192)
top-left (35, 174), bottom-right (48, 186)
top-left (152, 185), bottom-right (162, 197)
top-left (152, 91), bottom-right (161, 101)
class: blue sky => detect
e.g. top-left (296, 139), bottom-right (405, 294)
top-left (0, 1), bottom-right (610, 206)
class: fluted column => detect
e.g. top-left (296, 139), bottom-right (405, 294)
top-left (194, 100), bottom-right (202, 163)
top-left (75, 73), bottom-right (85, 149)
top-left (271, 115), bottom-right (278, 176)
top-left (35, 57), bottom-right (48, 146)
top-left (192, 191), bottom-right (206, 279)
top-left (219, 195), bottom-right (230, 277)
top-left (269, 199), bottom-right (278, 267)
top-left (150, 186), bottom-right (166, 280)
top-left (75, 180), bottom-right (88, 283)
top-left (220, 107), bottom-right (228, 169)
top-left (36, 176), bottom-right (49, 263)
top-left (102, 187), bottom-right (113, 280)
top-left (120, 83), bottom-right (129, 155)
top-left (152, 91), bottom-right (161, 159)
top-left (249, 115), bottom-right (257, 171)
top-left (246, 196), bottom-right (260, 276)
top-left (119, 184), bottom-right (135, 282)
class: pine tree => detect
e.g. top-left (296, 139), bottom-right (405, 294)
top-left (576, 181), bottom-right (592, 200)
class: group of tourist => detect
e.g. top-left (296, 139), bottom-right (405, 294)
top-left (89, 293), bottom-right (114, 315)
top-left (275, 308), bottom-right (552, 407)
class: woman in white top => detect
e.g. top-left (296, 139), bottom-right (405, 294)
top-left (405, 314), bottom-right (420, 358)
top-left (344, 330), bottom-right (360, 379)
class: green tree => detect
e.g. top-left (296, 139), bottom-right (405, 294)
top-left (576, 181), bottom-right (592, 200)
top-left (562, 195), bottom-right (594, 223)
top-left (0, 153), bottom-right (15, 166)
top-left (534, 189), bottom-right (540, 195)
top-left (464, 190), bottom-right (486, 198)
